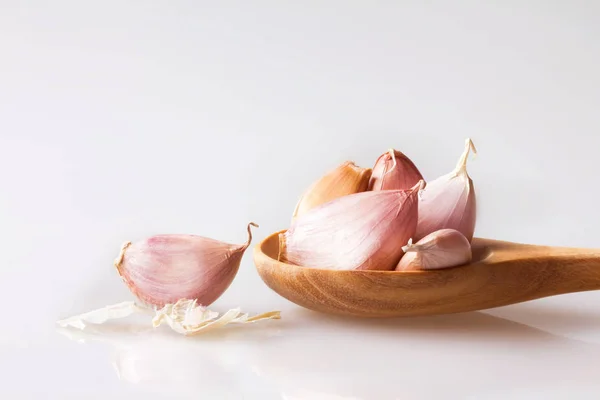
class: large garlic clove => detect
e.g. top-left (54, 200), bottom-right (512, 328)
top-left (292, 161), bottom-right (372, 218)
top-left (415, 138), bottom-right (477, 242)
top-left (280, 181), bottom-right (424, 271)
top-left (114, 223), bottom-right (258, 308)
top-left (396, 229), bottom-right (472, 271)
top-left (369, 149), bottom-right (424, 191)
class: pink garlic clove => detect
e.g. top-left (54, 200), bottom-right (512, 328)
top-left (369, 149), bottom-right (424, 191)
top-left (415, 138), bottom-right (477, 242)
top-left (396, 229), bottom-right (472, 271)
top-left (280, 180), bottom-right (424, 271)
top-left (293, 161), bottom-right (372, 219)
top-left (113, 223), bottom-right (258, 308)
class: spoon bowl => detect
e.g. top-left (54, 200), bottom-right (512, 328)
top-left (254, 230), bottom-right (600, 317)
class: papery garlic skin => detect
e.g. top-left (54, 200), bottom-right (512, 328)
top-left (396, 229), bottom-right (472, 271)
top-left (114, 223), bottom-right (257, 308)
top-left (293, 161), bottom-right (372, 218)
top-left (415, 138), bottom-right (477, 242)
top-left (56, 299), bottom-right (281, 336)
top-left (369, 149), bottom-right (424, 191)
top-left (280, 181), bottom-right (423, 271)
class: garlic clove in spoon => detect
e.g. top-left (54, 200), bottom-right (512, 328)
top-left (292, 161), bottom-right (372, 218)
top-left (369, 148), bottom-right (424, 191)
top-left (280, 180), bottom-right (424, 271)
top-left (396, 229), bottom-right (472, 271)
top-left (114, 222), bottom-right (258, 308)
top-left (415, 138), bottom-right (477, 242)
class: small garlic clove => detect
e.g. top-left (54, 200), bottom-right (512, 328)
top-left (280, 180), bottom-right (424, 271)
top-left (114, 222), bottom-right (258, 308)
top-left (369, 148), bottom-right (424, 191)
top-left (396, 229), bottom-right (472, 271)
top-left (292, 161), bottom-right (372, 218)
top-left (415, 138), bottom-right (477, 242)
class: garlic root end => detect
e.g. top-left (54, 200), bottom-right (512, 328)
top-left (113, 241), bottom-right (132, 275)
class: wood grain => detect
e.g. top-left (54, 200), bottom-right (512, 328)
top-left (253, 230), bottom-right (600, 317)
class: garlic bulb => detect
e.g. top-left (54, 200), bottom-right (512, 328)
top-left (280, 181), bottom-right (423, 271)
top-left (293, 161), bottom-right (372, 218)
top-left (396, 229), bottom-right (472, 271)
top-left (369, 149), bottom-right (424, 191)
top-left (114, 222), bottom-right (258, 308)
top-left (415, 138), bottom-right (477, 242)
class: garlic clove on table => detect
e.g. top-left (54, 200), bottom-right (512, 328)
top-left (114, 222), bottom-right (258, 308)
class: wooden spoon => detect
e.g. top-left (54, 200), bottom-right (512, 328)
top-left (254, 230), bottom-right (600, 318)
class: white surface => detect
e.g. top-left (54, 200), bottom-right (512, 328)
top-left (1, 1), bottom-right (600, 399)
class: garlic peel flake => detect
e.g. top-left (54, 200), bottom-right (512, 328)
top-left (56, 302), bottom-right (146, 330)
top-left (151, 299), bottom-right (281, 336)
top-left (56, 299), bottom-right (280, 336)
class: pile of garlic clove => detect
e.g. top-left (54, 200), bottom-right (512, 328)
top-left (279, 138), bottom-right (477, 272)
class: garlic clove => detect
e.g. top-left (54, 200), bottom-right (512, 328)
top-left (280, 180), bottom-right (424, 271)
top-left (292, 161), bottom-right (372, 218)
top-left (369, 148), bottom-right (424, 191)
top-left (415, 138), bottom-right (477, 242)
top-left (396, 229), bottom-right (472, 271)
top-left (114, 222), bottom-right (258, 308)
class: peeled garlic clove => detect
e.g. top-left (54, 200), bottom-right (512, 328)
top-left (396, 229), bottom-right (472, 271)
top-left (415, 138), bottom-right (477, 242)
top-left (369, 149), bottom-right (424, 191)
top-left (280, 180), bottom-right (424, 271)
top-left (292, 161), bottom-right (372, 218)
top-left (114, 222), bottom-right (258, 308)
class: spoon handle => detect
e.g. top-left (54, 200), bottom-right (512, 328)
top-left (507, 246), bottom-right (600, 297)
top-left (471, 240), bottom-right (600, 310)
top-left (553, 251), bottom-right (600, 292)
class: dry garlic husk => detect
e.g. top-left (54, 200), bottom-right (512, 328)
top-left (396, 229), bottom-right (472, 271)
top-left (114, 222), bottom-right (258, 308)
top-left (57, 300), bottom-right (281, 336)
top-left (369, 149), bottom-right (424, 191)
top-left (280, 180), bottom-right (424, 271)
top-left (292, 161), bottom-right (372, 218)
top-left (152, 299), bottom-right (281, 336)
top-left (415, 138), bottom-right (477, 242)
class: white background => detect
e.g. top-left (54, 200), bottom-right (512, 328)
top-left (1, 1), bottom-right (600, 399)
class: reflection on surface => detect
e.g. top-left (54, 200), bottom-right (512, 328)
top-left (57, 306), bottom-right (600, 399)
top-left (57, 320), bottom-right (284, 398)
